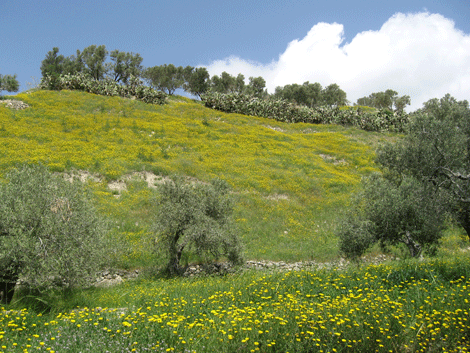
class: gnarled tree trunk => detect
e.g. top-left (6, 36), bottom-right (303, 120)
top-left (401, 231), bottom-right (422, 258)
top-left (0, 273), bottom-right (18, 305)
top-left (453, 202), bottom-right (470, 241)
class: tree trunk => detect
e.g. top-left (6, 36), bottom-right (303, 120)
top-left (0, 275), bottom-right (18, 305)
top-left (461, 221), bottom-right (470, 242)
top-left (454, 203), bottom-right (470, 241)
top-left (166, 232), bottom-right (185, 276)
top-left (402, 231), bottom-right (422, 258)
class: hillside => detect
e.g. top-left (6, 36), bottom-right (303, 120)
top-left (0, 90), bottom-right (388, 265)
top-left (2, 90), bottom-right (470, 353)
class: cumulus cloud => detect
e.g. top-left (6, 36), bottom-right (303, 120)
top-left (205, 12), bottom-right (470, 111)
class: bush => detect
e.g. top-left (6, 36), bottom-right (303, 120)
top-left (0, 73), bottom-right (20, 95)
top-left (201, 92), bottom-right (409, 132)
top-left (338, 217), bottom-right (375, 261)
top-left (338, 174), bottom-right (446, 260)
top-left (153, 176), bottom-right (243, 276)
top-left (0, 164), bottom-right (108, 304)
top-left (39, 73), bottom-right (167, 105)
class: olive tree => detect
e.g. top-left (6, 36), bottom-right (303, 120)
top-left (0, 73), bottom-right (20, 95)
top-left (183, 67), bottom-right (210, 98)
top-left (322, 83), bottom-right (348, 107)
top-left (0, 165), bottom-right (108, 304)
top-left (108, 50), bottom-right (143, 84)
top-left (144, 64), bottom-right (186, 95)
top-left (246, 76), bottom-right (267, 98)
top-left (357, 89), bottom-right (411, 112)
top-left (338, 174), bottom-right (445, 260)
top-left (76, 45), bottom-right (108, 80)
top-left (210, 72), bottom-right (245, 94)
top-left (274, 81), bottom-right (324, 108)
top-left (377, 94), bottom-right (470, 239)
top-left (153, 176), bottom-right (243, 275)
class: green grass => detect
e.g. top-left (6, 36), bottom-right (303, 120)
top-left (1, 90), bottom-right (470, 352)
top-left (0, 89), bottom-right (388, 265)
top-left (2, 256), bottom-right (469, 352)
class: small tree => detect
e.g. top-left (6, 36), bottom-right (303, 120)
top-left (40, 47), bottom-right (83, 89)
top-left (210, 71), bottom-right (246, 94)
top-left (338, 174), bottom-right (445, 259)
top-left (144, 64), bottom-right (185, 95)
top-left (246, 76), bottom-right (267, 98)
top-left (274, 81), bottom-right (324, 108)
top-left (77, 45), bottom-right (108, 80)
top-left (108, 50), bottom-right (143, 84)
top-left (0, 73), bottom-right (20, 95)
top-left (0, 164), bottom-right (108, 304)
top-left (183, 67), bottom-right (210, 98)
top-left (356, 90), bottom-right (411, 112)
top-left (377, 94), bottom-right (470, 239)
top-left (322, 83), bottom-right (348, 107)
top-left (234, 73), bottom-right (246, 94)
top-left (153, 176), bottom-right (243, 275)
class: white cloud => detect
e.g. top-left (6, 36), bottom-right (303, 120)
top-left (205, 12), bottom-right (470, 111)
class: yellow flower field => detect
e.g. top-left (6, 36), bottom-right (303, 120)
top-left (0, 90), bottom-right (381, 262)
top-left (1, 257), bottom-right (469, 352)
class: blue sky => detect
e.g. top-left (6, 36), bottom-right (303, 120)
top-left (1, 0), bottom-right (469, 109)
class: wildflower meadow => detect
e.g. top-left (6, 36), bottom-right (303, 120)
top-left (0, 90), bottom-right (469, 352)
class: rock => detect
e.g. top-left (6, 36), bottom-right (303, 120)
top-left (95, 275), bottom-right (123, 288)
top-left (0, 100), bottom-right (30, 110)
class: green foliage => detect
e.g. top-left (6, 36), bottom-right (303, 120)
top-left (210, 72), bottom-right (246, 94)
top-left (274, 81), bottom-right (348, 107)
top-left (0, 164), bottom-right (108, 303)
top-left (339, 174), bottom-right (446, 259)
top-left (40, 45), bottom-right (144, 89)
top-left (40, 47), bottom-right (82, 89)
top-left (365, 175), bottom-right (445, 257)
top-left (0, 73), bottom-right (20, 95)
top-left (322, 83), bottom-right (348, 107)
top-left (337, 217), bottom-right (375, 261)
top-left (245, 76), bottom-right (267, 98)
top-left (108, 50), bottom-right (143, 84)
top-left (357, 89), bottom-right (411, 112)
top-left (202, 92), bottom-right (409, 132)
top-left (153, 176), bottom-right (243, 275)
top-left (182, 67), bottom-right (210, 98)
top-left (377, 94), bottom-right (470, 239)
top-left (143, 64), bottom-right (187, 95)
top-left (76, 44), bottom-right (108, 80)
top-left (274, 81), bottom-right (323, 107)
top-left (39, 73), bottom-right (167, 105)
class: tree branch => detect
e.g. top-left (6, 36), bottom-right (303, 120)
top-left (439, 167), bottom-right (470, 181)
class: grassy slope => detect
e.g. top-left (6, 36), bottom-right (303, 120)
top-left (2, 91), bottom-right (470, 353)
top-left (1, 90), bottom-right (388, 265)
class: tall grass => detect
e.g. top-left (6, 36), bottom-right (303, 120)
top-left (2, 256), bottom-right (469, 352)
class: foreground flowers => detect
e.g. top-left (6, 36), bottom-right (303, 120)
top-left (1, 257), bottom-right (469, 352)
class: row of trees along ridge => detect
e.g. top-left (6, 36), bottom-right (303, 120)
top-left (37, 45), bottom-right (410, 112)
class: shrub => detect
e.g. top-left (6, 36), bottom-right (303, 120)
top-left (377, 94), bottom-right (470, 240)
top-left (338, 217), bottom-right (375, 261)
top-left (201, 92), bottom-right (409, 132)
top-left (338, 174), bottom-right (446, 259)
top-left (39, 73), bottom-right (167, 105)
top-left (153, 176), bottom-right (243, 276)
top-left (0, 164), bottom-right (108, 304)
top-left (0, 73), bottom-right (20, 95)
